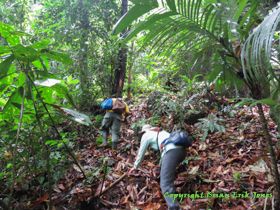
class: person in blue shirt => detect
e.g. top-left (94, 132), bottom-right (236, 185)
top-left (128, 124), bottom-right (188, 210)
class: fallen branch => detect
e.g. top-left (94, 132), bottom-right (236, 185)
top-left (94, 173), bottom-right (127, 198)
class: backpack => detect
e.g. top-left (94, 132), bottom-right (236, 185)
top-left (101, 98), bottom-right (113, 110)
top-left (112, 98), bottom-right (126, 114)
top-left (160, 131), bottom-right (192, 152)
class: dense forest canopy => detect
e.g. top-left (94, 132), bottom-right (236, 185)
top-left (1, 0), bottom-right (280, 209)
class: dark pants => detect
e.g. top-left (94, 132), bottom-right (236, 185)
top-left (99, 112), bottom-right (122, 143)
top-left (161, 148), bottom-right (187, 210)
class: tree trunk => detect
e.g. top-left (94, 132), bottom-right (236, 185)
top-left (113, 0), bottom-right (128, 97)
top-left (79, 5), bottom-right (90, 108)
top-left (257, 103), bottom-right (280, 208)
top-left (246, 80), bottom-right (280, 207)
top-left (127, 41), bottom-right (134, 100)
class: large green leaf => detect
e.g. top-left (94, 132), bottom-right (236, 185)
top-left (0, 46), bottom-right (11, 55)
top-left (0, 84), bottom-right (10, 94)
top-left (234, 0), bottom-right (249, 23)
top-left (10, 31), bottom-right (33, 37)
top-left (35, 70), bottom-right (58, 80)
top-left (13, 44), bottom-right (41, 63)
top-left (18, 72), bottom-right (26, 87)
top-left (52, 84), bottom-right (76, 108)
top-left (0, 21), bottom-right (14, 38)
top-left (39, 57), bottom-right (49, 74)
top-left (0, 98), bottom-right (6, 106)
top-left (0, 54), bottom-right (15, 79)
top-left (166, 0), bottom-right (176, 11)
top-left (31, 39), bottom-right (50, 50)
top-left (0, 73), bottom-right (17, 85)
top-left (6, 34), bottom-right (20, 46)
top-left (56, 108), bottom-right (92, 126)
top-left (112, 0), bottom-right (158, 35)
top-left (34, 79), bottom-right (61, 87)
top-left (40, 87), bottom-right (54, 103)
top-left (208, 65), bottom-right (223, 82)
top-left (259, 99), bottom-right (278, 106)
top-left (41, 50), bottom-right (72, 64)
top-left (32, 57), bottom-right (50, 73)
top-left (2, 87), bottom-right (24, 118)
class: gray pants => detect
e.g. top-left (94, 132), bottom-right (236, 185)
top-left (161, 148), bottom-right (187, 210)
top-left (99, 112), bottom-right (122, 143)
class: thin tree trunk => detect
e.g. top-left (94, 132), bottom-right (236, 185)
top-left (9, 68), bottom-right (27, 209)
top-left (79, 3), bottom-right (90, 108)
top-left (28, 71), bottom-right (53, 210)
top-left (127, 41), bottom-right (134, 100)
top-left (257, 103), bottom-right (280, 208)
top-left (113, 0), bottom-right (128, 97)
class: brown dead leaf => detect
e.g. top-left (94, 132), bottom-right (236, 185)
top-left (72, 164), bottom-right (82, 172)
top-left (202, 179), bottom-right (221, 183)
top-left (189, 148), bottom-right (198, 155)
top-left (222, 157), bottom-right (238, 164)
top-left (120, 194), bottom-right (130, 205)
top-left (138, 186), bottom-right (147, 195)
top-left (143, 203), bottom-right (160, 210)
top-left (127, 183), bottom-right (138, 202)
top-left (142, 161), bottom-right (155, 167)
top-left (58, 184), bottom-right (65, 191)
top-left (65, 180), bottom-right (73, 190)
top-left (127, 129), bottom-right (134, 135)
top-left (209, 152), bottom-right (221, 158)
top-left (100, 198), bottom-right (114, 206)
top-left (188, 166), bottom-right (199, 175)
top-left (199, 142), bottom-right (207, 150)
top-left (218, 181), bottom-right (225, 187)
top-left (52, 185), bottom-right (61, 193)
top-left (29, 194), bottom-right (49, 208)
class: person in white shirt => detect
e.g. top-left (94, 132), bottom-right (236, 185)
top-left (129, 124), bottom-right (188, 210)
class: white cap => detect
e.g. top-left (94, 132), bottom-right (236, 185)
top-left (141, 124), bottom-right (152, 132)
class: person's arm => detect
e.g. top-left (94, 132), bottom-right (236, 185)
top-left (122, 102), bottom-right (131, 121)
top-left (133, 133), bottom-right (151, 169)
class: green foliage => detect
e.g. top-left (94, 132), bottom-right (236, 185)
top-left (94, 115), bottom-right (104, 128)
top-left (0, 20), bottom-right (93, 206)
top-left (96, 135), bottom-right (112, 147)
top-left (231, 98), bottom-right (279, 109)
top-left (131, 118), bottom-right (148, 131)
top-left (180, 74), bottom-right (202, 94)
top-left (196, 113), bottom-right (227, 141)
top-left (31, 0), bottom-right (121, 108)
top-left (182, 156), bottom-right (199, 165)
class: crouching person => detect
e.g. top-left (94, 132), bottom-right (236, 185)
top-left (128, 124), bottom-right (191, 210)
top-left (99, 98), bottom-right (130, 150)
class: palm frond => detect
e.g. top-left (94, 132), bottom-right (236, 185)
top-left (241, 6), bottom-right (280, 84)
top-left (113, 0), bottom-right (259, 59)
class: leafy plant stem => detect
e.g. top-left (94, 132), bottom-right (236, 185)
top-left (100, 159), bottom-right (108, 197)
top-left (8, 65), bottom-right (27, 210)
top-left (27, 69), bottom-right (53, 210)
top-left (0, 70), bottom-right (23, 80)
top-left (0, 138), bottom-right (32, 174)
top-left (27, 74), bottom-right (87, 178)
top-left (257, 103), bottom-right (280, 208)
top-left (97, 158), bottom-right (108, 205)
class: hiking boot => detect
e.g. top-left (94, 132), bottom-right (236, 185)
top-left (112, 142), bottom-right (118, 150)
top-left (99, 132), bottom-right (108, 147)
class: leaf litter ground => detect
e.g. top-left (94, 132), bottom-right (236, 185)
top-left (30, 97), bottom-right (279, 210)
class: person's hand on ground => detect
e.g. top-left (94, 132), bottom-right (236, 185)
top-left (128, 168), bottom-right (137, 175)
